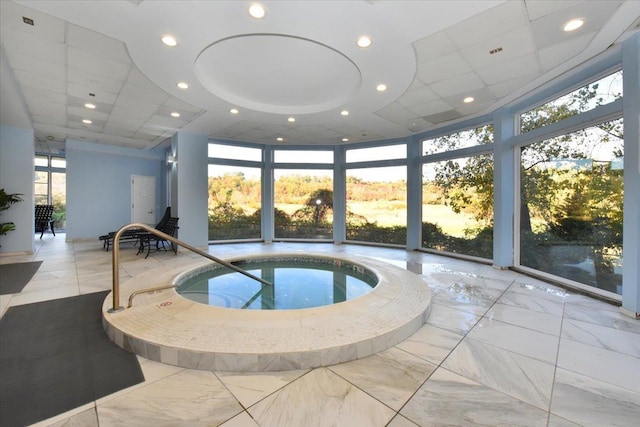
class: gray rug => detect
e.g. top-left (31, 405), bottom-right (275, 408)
top-left (0, 261), bottom-right (42, 295)
top-left (0, 291), bottom-right (145, 426)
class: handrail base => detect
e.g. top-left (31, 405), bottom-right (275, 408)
top-left (108, 306), bottom-right (125, 313)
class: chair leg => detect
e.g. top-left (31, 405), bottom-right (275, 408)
top-left (50, 221), bottom-right (55, 236)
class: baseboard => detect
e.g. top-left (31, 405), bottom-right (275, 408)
top-left (619, 306), bottom-right (640, 319)
top-left (0, 250), bottom-right (34, 257)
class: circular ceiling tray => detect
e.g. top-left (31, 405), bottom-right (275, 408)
top-left (195, 34), bottom-right (362, 114)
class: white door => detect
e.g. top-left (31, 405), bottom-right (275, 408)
top-left (131, 175), bottom-right (156, 225)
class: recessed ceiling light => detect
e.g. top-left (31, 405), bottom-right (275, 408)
top-left (563, 18), bottom-right (584, 32)
top-left (276, 137), bottom-right (284, 142)
top-left (177, 82), bottom-right (189, 89)
top-left (342, 138), bottom-right (349, 142)
top-left (463, 96), bottom-right (475, 103)
top-left (82, 119), bottom-right (92, 124)
top-left (288, 117), bottom-right (296, 123)
top-left (230, 108), bottom-right (239, 114)
top-left (357, 36), bottom-right (372, 48)
top-left (341, 110), bottom-right (349, 116)
top-left (376, 83), bottom-right (387, 92)
top-left (161, 35), bottom-right (177, 47)
top-left (248, 3), bottom-right (266, 19)
top-left (171, 112), bottom-right (181, 118)
top-left (84, 103), bottom-right (96, 109)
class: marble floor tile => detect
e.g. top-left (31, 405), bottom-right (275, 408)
top-left (441, 338), bottom-right (555, 410)
top-left (561, 317), bottom-right (640, 358)
top-left (425, 302), bottom-right (481, 335)
top-left (215, 369), bottom-right (309, 408)
top-left (510, 275), bottom-right (569, 298)
top-left (0, 294), bottom-right (12, 318)
top-left (563, 302), bottom-right (640, 334)
top-left (551, 367), bottom-right (640, 427)
top-left (8, 285), bottom-right (80, 307)
top-left (97, 369), bottom-right (243, 426)
top-left (484, 302), bottom-right (562, 336)
top-left (564, 292), bottom-right (621, 312)
top-left (29, 403), bottom-right (96, 427)
top-left (328, 347), bottom-right (437, 411)
top-left (44, 407), bottom-right (99, 427)
top-left (430, 280), bottom-right (504, 316)
top-left (394, 323), bottom-right (463, 365)
top-left (400, 368), bottom-right (548, 426)
top-left (247, 368), bottom-right (396, 427)
top-left (219, 411), bottom-right (260, 426)
top-left (387, 414), bottom-right (420, 426)
top-left (547, 414), bottom-right (583, 426)
top-left (497, 291), bottom-right (564, 316)
top-left (557, 338), bottom-right (640, 393)
top-left (467, 317), bottom-right (560, 364)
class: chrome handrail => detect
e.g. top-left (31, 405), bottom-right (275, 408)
top-left (108, 223), bottom-right (272, 313)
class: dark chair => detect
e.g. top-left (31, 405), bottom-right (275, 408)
top-left (99, 207), bottom-right (171, 251)
top-left (137, 216), bottom-right (179, 259)
top-left (35, 205), bottom-right (55, 239)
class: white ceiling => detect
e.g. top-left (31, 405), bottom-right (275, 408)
top-left (0, 0), bottom-right (638, 152)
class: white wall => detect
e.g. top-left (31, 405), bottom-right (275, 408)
top-left (0, 125), bottom-right (34, 254)
top-left (66, 139), bottom-right (166, 240)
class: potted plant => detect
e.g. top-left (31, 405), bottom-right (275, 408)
top-left (0, 188), bottom-right (23, 245)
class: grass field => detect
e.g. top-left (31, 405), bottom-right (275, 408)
top-left (275, 201), bottom-right (476, 237)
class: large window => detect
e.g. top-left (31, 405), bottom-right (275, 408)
top-left (274, 169), bottom-right (333, 239)
top-left (208, 165), bottom-right (261, 240)
top-left (519, 119), bottom-right (623, 294)
top-left (207, 143), bottom-right (262, 241)
top-left (520, 70), bottom-right (622, 133)
top-left (422, 154), bottom-right (493, 259)
top-left (420, 125), bottom-right (493, 258)
top-left (34, 154), bottom-right (66, 230)
top-left (346, 166), bottom-right (407, 245)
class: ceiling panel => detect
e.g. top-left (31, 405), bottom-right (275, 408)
top-left (476, 53), bottom-right (540, 86)
top-left (445, 1), bottom-right (529, 49)
top-left (0, 29), bottom-right (65, 64)
top-left (416, 52), bottom-right (472, 85)
top-left (537, 32), bottom-right (595, 71)
top-left (524, 0), bottom-right (583, 21)
top-left (459, 26), bottom-right (536, 70)
top-left (67, 24), bottom-right (131, 63)
top-left (0, 1), bottom-right (65, 42)
top-left (67, 47), bottom-right (131, 81)
top-left (67, 68), bottom-right (125, 95)
top-left (13, 69), bottom-right (65, 93)
top-left (429, 72), bottom-right (487, 98)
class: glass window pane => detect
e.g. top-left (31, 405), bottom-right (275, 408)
top-left (521, 71), bottom-right (622, 133)
top-left (346, 144), bottom-right (406, 163)
top-left (423, 124), bottom-right (493, 156)
top-left (422, 155), bottom-right (493, 259)
top-left (208, 165), bottom-right (261, 240)
top-left (519, 119), bottom-right (623, 294)
top-left (346, 166), bottom-right (406, 245)
top-left (208, 143), bottom-right (261, 161)
top-left (274, 150), bottom-right (333, 164)
top-left (274, 169), bottom-right (333, 239)
top-left (35, 156), bottom-right (48, 167)
top-left (35, 171), bottom-right (48, 203)
top-left (51, 172), bottom-right (66, 229)
top-left (51, 157), bottom-right (66, 168)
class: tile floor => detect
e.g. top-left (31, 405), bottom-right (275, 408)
top-left (1, 235), bottom-right (639, 426)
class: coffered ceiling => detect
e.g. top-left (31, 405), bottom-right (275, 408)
top-left (0, 0), bottom-right (638, 153)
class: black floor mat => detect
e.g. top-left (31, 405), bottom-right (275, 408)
top-left (0, 261), bottom-right (42, 295)
top-left (0, 291), bottom-right (144, 426)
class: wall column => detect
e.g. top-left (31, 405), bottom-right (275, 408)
top-left (493, 109), bottom-right (516, 268)
top-left (621, 32), bottom-right (640, 318)
top-left (406, 136), bottom-right (422, 250)
top-left (333, 146), bottom-right (346, 243)
top-left (262, 145), bottom-right (274, 242)
top-left (0, 125), bottom-right (34, 254)
top-left (171, 131), bottom-right (208, 248)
